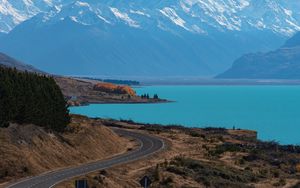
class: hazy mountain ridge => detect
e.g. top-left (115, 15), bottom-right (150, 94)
top-left (0, 52), bottom-right (42, 73)
top-left (217, 32), bottom-right (300, 79)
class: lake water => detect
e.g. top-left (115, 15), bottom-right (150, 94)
top-left (70, 85), bottom-right (300, 145)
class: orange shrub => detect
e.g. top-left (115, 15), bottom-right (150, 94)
top-left (93, 83), bottom-right (136, 96)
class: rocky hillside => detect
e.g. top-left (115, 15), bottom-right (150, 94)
top-left (0, 115), bottom-right (132, 184)
top-left (217, 32), bottom-right (300, 79)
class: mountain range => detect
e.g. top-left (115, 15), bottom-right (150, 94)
top-left (0, 0), bottom-right (300, 76)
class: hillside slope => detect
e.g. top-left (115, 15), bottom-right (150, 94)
top-left (0, 52), bottom-right (42, 73)
top-left (217, 32), bottom-right (300, 79)
top-left (0, 115), bottom-right (131, 184)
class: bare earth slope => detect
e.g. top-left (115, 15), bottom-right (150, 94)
top-left (0, 115), bottom-right (133, 187)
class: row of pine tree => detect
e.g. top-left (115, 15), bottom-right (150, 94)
top-left (0, 67), bottom-right (70, 132)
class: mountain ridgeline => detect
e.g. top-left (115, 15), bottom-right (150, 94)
top-left (0, 52), bottom-right (42, 73)
top-left (0, 67), bottom-right (70, 131)
top-left (217, 32), bottom-right (300, 79)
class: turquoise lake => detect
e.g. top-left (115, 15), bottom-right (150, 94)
top-left (70, 85), bottom-right (300, 145)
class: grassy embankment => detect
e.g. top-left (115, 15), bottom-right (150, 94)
top-left (0, 115), bottom-right (135, 187)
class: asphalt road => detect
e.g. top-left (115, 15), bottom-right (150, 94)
top-left (7, 129), bottom-right (164, 188)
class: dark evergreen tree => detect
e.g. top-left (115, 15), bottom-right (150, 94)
top-left (153, 94), bottom-right (159, 99)
top-left (0, 67), bottom-right (70, 132)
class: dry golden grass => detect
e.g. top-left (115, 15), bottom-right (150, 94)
top-left (0, 115), bottom-right (133, 187)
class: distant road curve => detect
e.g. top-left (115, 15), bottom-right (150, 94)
top-left (7, 129), bottom-right (164, 188)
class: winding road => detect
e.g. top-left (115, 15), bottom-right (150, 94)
top-left (7, 129), bottom-right (164, 188)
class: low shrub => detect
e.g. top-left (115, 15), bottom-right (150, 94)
top-left (167, 156), bottom-right (258, 187)
top-left (273, 178), bottom-right (286, 187)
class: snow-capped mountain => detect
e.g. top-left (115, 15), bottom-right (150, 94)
top-left (0, 0), bottom-right (299, 76)
top-left (1, 0), bottom-right (300, 36)
top-left (0, 0), bottom-right (50, 32)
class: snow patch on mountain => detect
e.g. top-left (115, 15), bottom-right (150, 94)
top-left (70, 15), bottom-right (78, 22)
top-left (160, 7), bottom-right (188, 30)
top-left (239, 0), bottom-right (250, 9)
top-left (43, 0), bottom-right (53, 6)
top-left (75, 1), bottom-right (89, 8)
top-left (130, 10), bottom-right (150, 18)
top-left (96, 14), bottom-right (110, 24)
top-left (286, 19), bottom-right (300, 31)
top-left (283, 8), bottom-right (292, 17)
top-left (0, 0), bottom-right (56, 32)
top-left (248, 20), bottom-right (266, 29)
top-left (110, 7), bottom-right (140, 28)
top-left (0, 0), bottom-right (28, 24)
top-left (191, 24), bottom-right (206, 33)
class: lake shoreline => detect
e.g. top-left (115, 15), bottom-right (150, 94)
top-left (71, 98), bottom-right (173, 107)
top-left (70, 85), bottom-right (300, 145)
